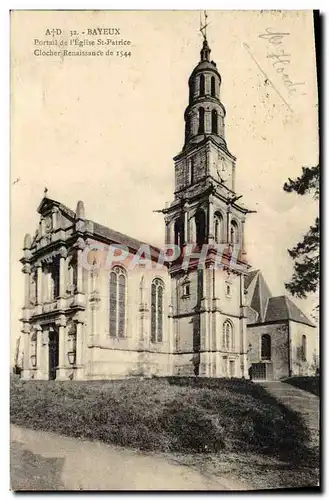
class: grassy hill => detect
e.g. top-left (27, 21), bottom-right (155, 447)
top-left (11, 376), bottom-right (313, 465)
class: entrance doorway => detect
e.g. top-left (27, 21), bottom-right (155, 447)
top-left (251, 362), bottom-right (274, 381)
top-left (48, 328), bottom-right (59, 380)
top-left (229, 360), bottom-right (235, 378)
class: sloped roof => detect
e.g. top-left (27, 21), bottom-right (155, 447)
top-left (244, 269), bottom-right (259, 290)
top-left (91, 221), bottom-right (160, 259)
top-left (265, 296), bottom-right (315, 327)
top-left (245, 269), bottom-right (315, 328)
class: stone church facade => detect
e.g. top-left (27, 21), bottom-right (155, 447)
top-left (19, 37), bottom-right (317, 381)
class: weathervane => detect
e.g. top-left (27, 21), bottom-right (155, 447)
top-left (199, 10), bottom-right (209, 41)
top-left (44, 186), bottom-right (48, 197)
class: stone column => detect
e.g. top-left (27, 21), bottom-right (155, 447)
top-left (165, 220), bottom-right (171, 245)
top-left (36, 325), bottom-right (43, 379)
top-left (56, 315), bottom-right (67, 379)
top-left (208, 197), bottom-right (215, 243)
top-left (77, 239), bottom-right (84, 293)
top-left (239, 273), bottom-right (248, 378)
top-left (226, 207), bottom-right (232, 244)
top-left (73, 238), bottom-right (86, 308)
top-left (36, 263), bottom-right (42, 304)
top-left (208, 265), bottom-right (214, 376)
top-left (75, 321), bottom-right (83, 366)
top-left (59, 247), bottom-right (67, 297)
top-left (183, 208), bottom-right (188, 245)
top-left (200, 265), bottom-right (210, 377)
top-left (22, 263), bottom-right (31, 307)
top-left (241, 218), bottom-right (246, 256)
top-left (21, 324), bottom-right (31, 379)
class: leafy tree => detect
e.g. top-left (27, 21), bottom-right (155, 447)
top-left (283, 165), bottom-right (319, 299)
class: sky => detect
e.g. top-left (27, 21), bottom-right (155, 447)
top-left (10, 10), bottom-right (319, 356)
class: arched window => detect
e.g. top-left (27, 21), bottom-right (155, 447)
top-left (195, 209), bottom-right (206, 247)
top-left (214, 212), bottom-right (223, 243)
top-left (211, 109), bottom-right (218, 134)
top-left (261, 334), bottom-right (271, 360)
top-left (211, 76), bottom-right (216, 97)
top-left (174, 217), bottom-right (184, 247)
top-left (230, 220), bottom-right (239, 244)
top-left (151, 278), bottom-right (164, 343)
top-left (199, 74), bottom-right (205, 97)
top-left (301, 335), bottom-right (307, 361)
top-left (222, 320), bottom-right (233, 350)
top-left (109, 266), bottom-right (127, 337)
top-left (198, 107), bottom-right (205, 134)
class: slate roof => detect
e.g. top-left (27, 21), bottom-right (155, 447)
top-left (245, 269), bottom-right (315, 328)
top-left (265, 296), bottom-right (315, 327)
top-left (90, 221), bottom-right (161, 260)
top-left (244, 269), bottom-right (259, 290)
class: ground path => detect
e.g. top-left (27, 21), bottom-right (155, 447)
top-left (10, 424), bottom-right (248, 491)
top-left (260, 381), bottom-right (319, 449)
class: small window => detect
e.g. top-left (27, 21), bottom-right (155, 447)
top-left (226, 284), bottom-right (231, 297)
top-left (182, 282), bottom-right (190, 297)
top-left (261, 334), bottom-right (271, 361)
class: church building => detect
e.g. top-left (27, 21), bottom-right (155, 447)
top-left (19, 35), bottom-right (317, 381)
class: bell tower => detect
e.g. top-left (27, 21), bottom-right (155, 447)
top-left (163, 24), bottom-right (251, 378)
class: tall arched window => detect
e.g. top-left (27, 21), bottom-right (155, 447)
top-left (222, 320), bottom-right (233, 350)
top-left (301, 335), bottom-right (307, 361)
top-left (199, 74), bottom-right (205, 96)
top-left (151, 278), bottom-right (164, 343)
top-left (230, 220), bottom-right (239, 244)
top-left (195, 209), bottom-right (206, 247)
top-left (211, 109), bottom-right (218, 134)
top-left (261, 334), bottom-right (271, 360)
top-left (214, 212), bottom-right (223, 243)
top-left (174, 217), bottom-right (184, 247)
top-left (198, 107), bottom-right (205, 134)
top-left (109, 266), bottom-right (127, 337)
top-left (211, 76), bottom-right (216, 97)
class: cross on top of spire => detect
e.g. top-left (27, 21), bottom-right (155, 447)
top-left (199, 11), bottom-right (211, 62)
top-left (199, 10), bottom-right (209, 41)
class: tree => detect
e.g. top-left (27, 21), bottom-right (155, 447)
top-left (283, 165), bottom-right (319, 299)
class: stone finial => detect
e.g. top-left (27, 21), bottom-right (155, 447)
top-left (23, 233), bottom-right (32, 250)
top-left (76, 200), bottom-right (85, 220)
